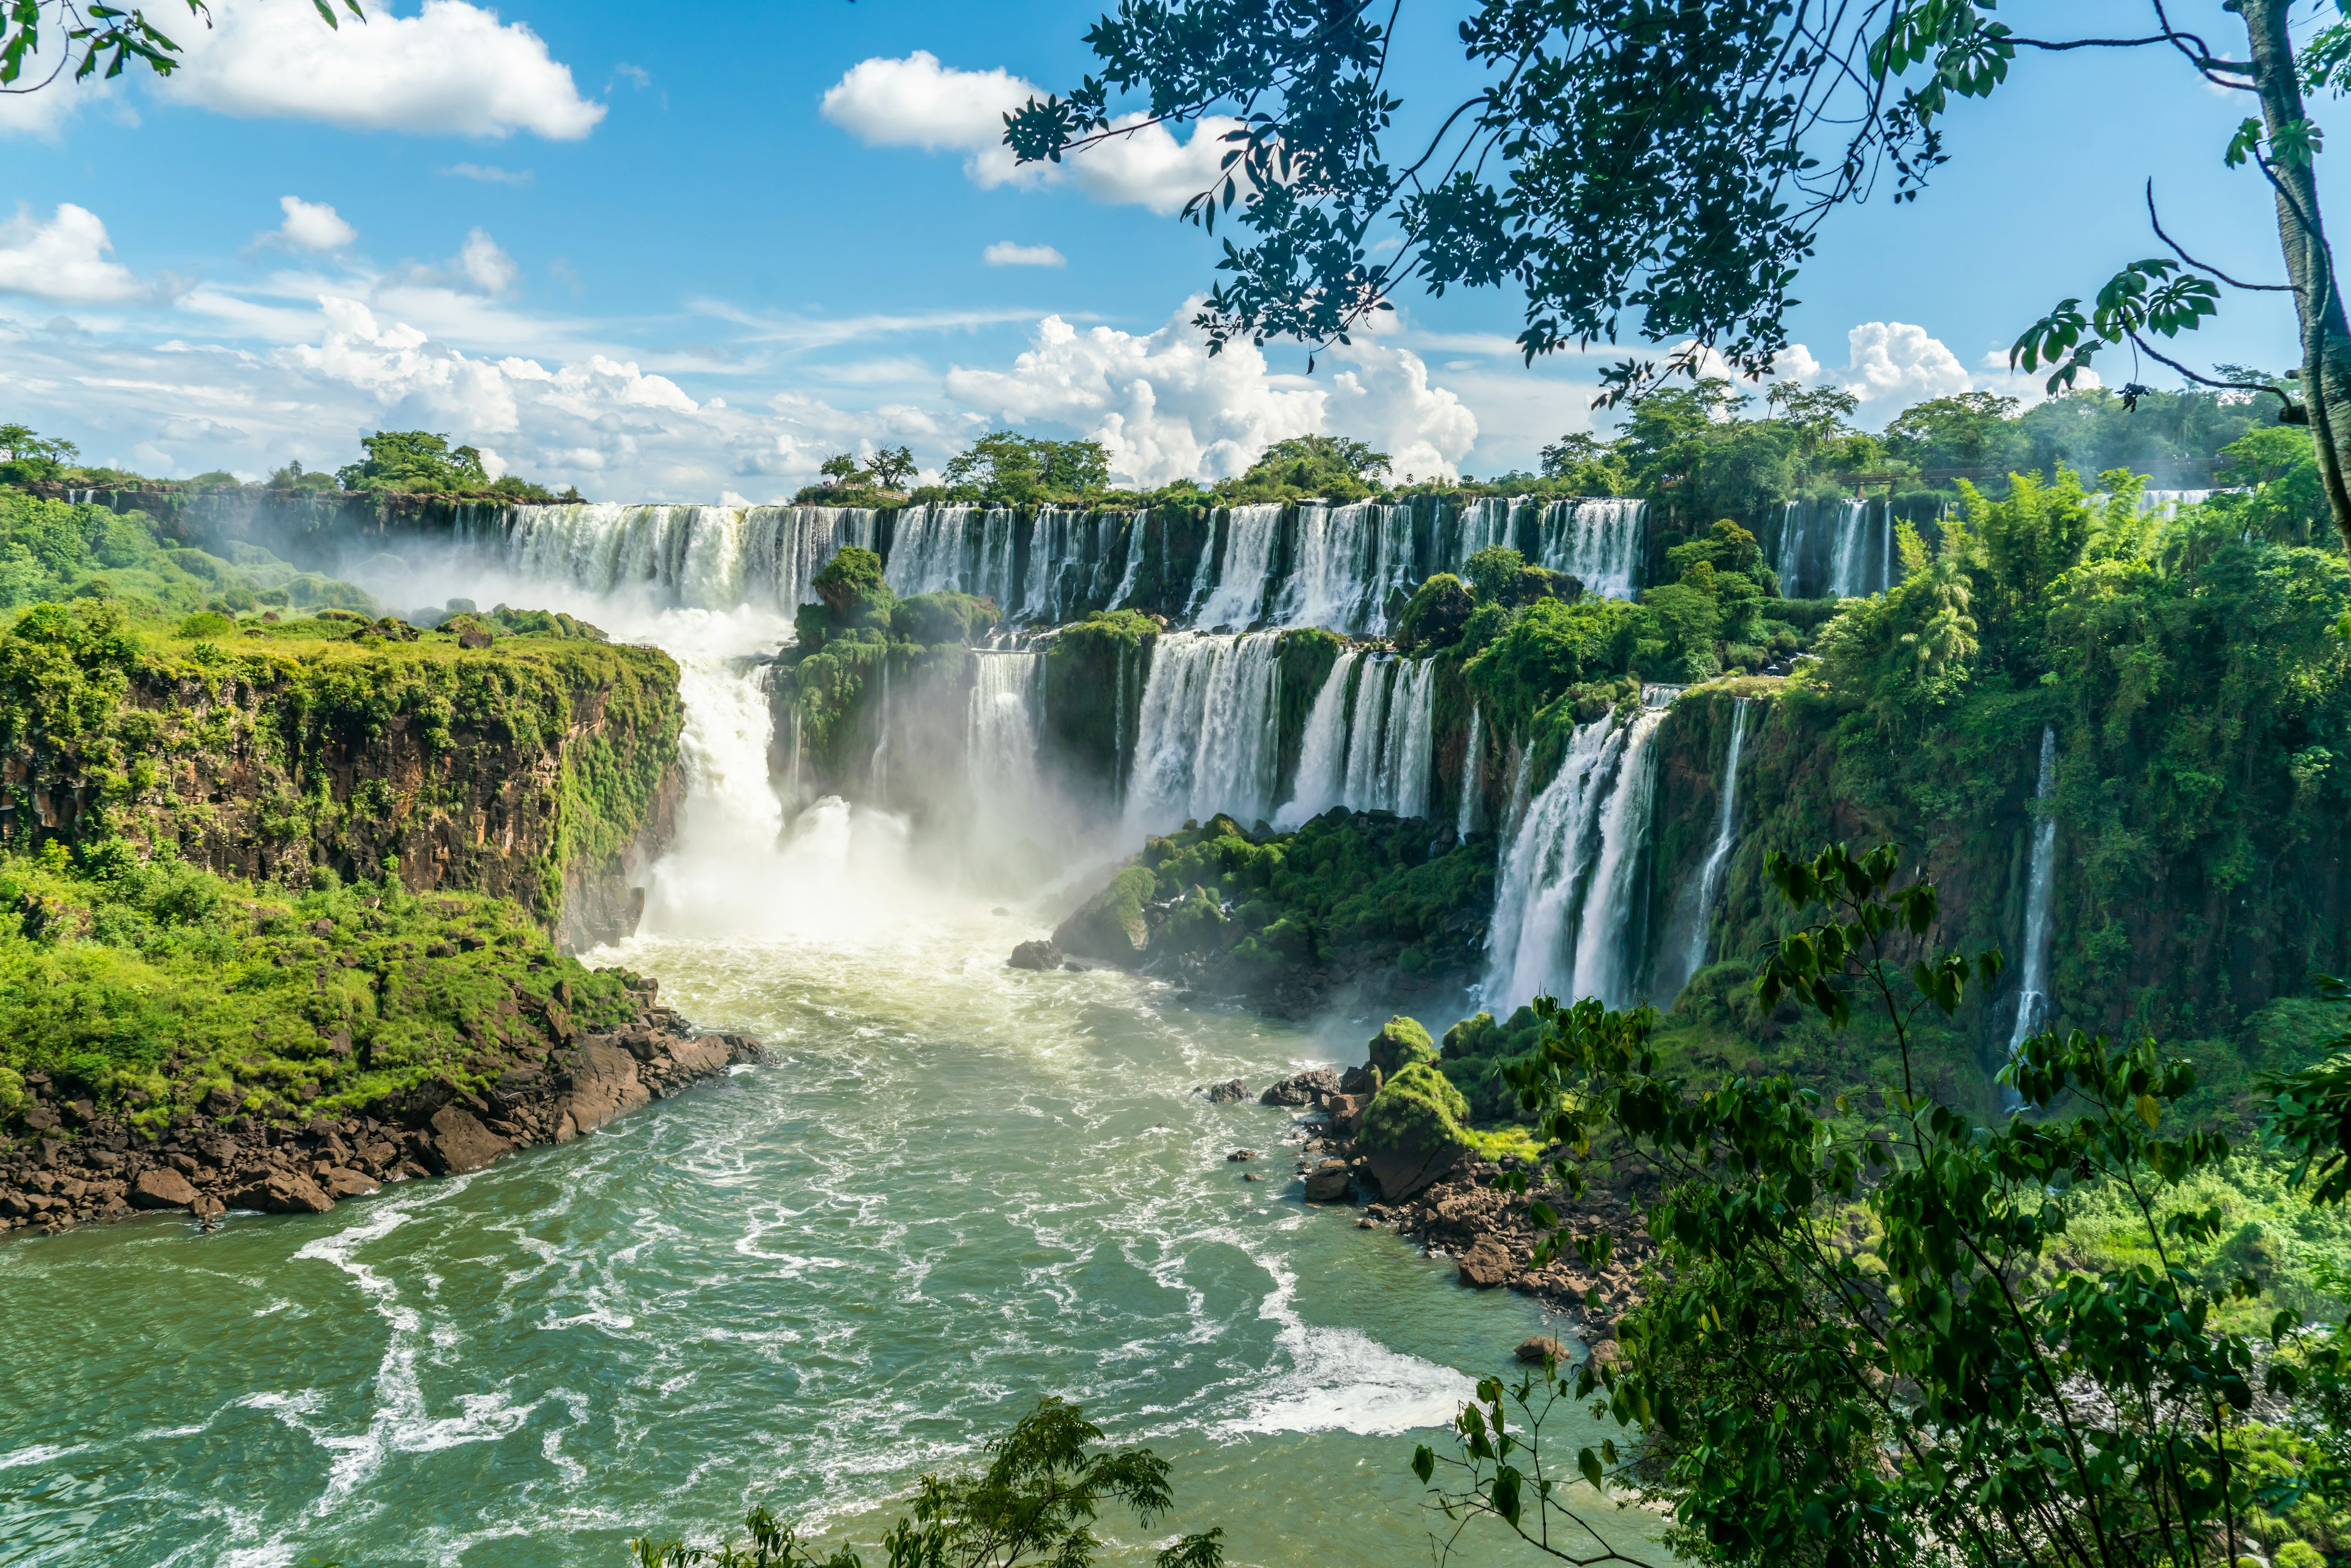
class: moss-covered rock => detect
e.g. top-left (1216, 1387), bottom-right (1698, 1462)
top-left (1358, 1060), bottom-right (1478, 1201)
top-left (893, 591), bottom-right (1000, 647)
top-left (1052, 864), bottom-right (1158, 966)
top-left (1367, 1015), bottom-right (1439, 1077)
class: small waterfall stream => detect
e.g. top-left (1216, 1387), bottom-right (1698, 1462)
top-left (1456, 706), bottom-right (1484, 838)
top-left (1125, 632), bottom-right (1286, 828)
top-left (2008, 724), bottom-right (2061, 1056)
top-left (1483, 699), bottom-right (1670, 1011)
top-left (1655, 698), bottom-right (1753, 1003)
top-left (1273, 650), bottom-right (1436, 825)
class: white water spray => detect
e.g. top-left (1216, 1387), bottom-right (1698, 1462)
top-left (2007, 725), bottom-right (2060, 1056)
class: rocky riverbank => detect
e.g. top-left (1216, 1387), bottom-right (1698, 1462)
top-left (0, 989), bottom-right (762, 1236)
top-left (1218, 1056), bottom-right (1657, 1334)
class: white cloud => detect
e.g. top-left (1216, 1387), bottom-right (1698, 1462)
top-left (1766, 322), bottom-right (1970, 426)
top-left (822, 53), bottom-right (1239, 212)
top-left (457, 228), bottom-right (517, 294)
top-left (0, 27), bottom-right (119, 138)
top-left (444, 162), bottom-right (533, 186)
top-left (162, 0), bottom-right (604, 140)
top-left (943, 300), bottom-right (1477, 486)
top-left (270, 196), bottom-right (357, 252)
top-left (983, 242), bottom-right (1065, 268)
top-left (0, 204), bottom-right (148, 304)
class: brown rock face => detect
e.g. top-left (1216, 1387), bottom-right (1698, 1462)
top-left (1457, 1237), bottom-right (1514, 1289)
top-left (420, 1106), bottom-right (511, 1175)
top-left (319, 1167), bottom-right (381, 1201)
top-left (1516, 1335), bottom-right (1569, 1365)
top-left (129, 1167), bottom-right (201, 1210)
top-left (1302, 1161), bottom-right (1352, 1202)
top-left (229, 1171), bottom-right (336, 1215)
top-left (551, 1040), bottom-right (650, 1140)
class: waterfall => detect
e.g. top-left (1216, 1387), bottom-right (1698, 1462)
top-left (972, 506), bottom-right (1020, 611)
top-left (968, 651), bottom-right (1043, 799)
top-left (1824, 499), bottom-right (1877, 598)
top-left (1310, 655), bottom-right (1436, 819)
top-left (1282, 501), bottom-right (1419, 632)
top-left (884, 504), bottom-right (972, 597)
top-left (1275, 648), bottom-right (1361, 828)
top-left (1655, 698), bottom-right (1753, 1003)
top-left (1457, 705), bottom-right (1485, 839)
top-left (2007, 725), bottom-right (2060, 1057)
top-left (1776, 497), bottom-right (1903, 599)
top-left (1105, 516), bottom-right (1145, 610)
top-left (502, 503), bottom-right (880, 611)
top-left (1447, 498), bottom-right (1523, 569)
top-left (1125, 632), bottom-right (1284, 828)
top-left (1483, 704), bottom-right (1668, 1011)
top-left (1381, 658), bottom-right (1437, 818)
top-left (1196, 504), bottom-right (1286, 628)
top-left (1533, 498), bottom-right (1646, 599)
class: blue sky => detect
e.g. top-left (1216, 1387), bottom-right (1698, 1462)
top-left (0, 0), bottom-right (2332, 500)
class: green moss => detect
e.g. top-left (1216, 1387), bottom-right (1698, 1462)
top-left (0, 852), bottom-right (647, 1136)
top-left (1359, 1060), bottom-right (1478, 1166)
top-left (1272, 628), bottom-right (1341, 799)
top-left (1367, 1015), bottom-right (1438, 1077)
top-left (893, 591), bottom-right (1000, 646)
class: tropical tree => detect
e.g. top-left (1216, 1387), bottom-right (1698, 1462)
top-left (1417, 841), bottom-right (2349, 1568)
top-left (1005, 0), bottom-right (2351, 549)
top-left (0, 424), bottom-right (77, 486)
top-left (1, 0), bottom-right (358, 91)
top-left (868, 445), bottom-right (918, 492)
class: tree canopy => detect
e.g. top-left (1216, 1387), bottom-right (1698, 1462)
top-left (1008, 0), bottom-right (2351, 548)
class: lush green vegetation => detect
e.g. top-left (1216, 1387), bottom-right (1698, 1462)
top-left (631, 1398), bottom-right (1223, 1567)
top-left (0, 420), bottom-right (574, 503)
top-left (0, 846), bottom-right (646, 1134)
top-left (335, 430), bottom-right (558, 501)
top-left (1417, 842), bottom-right (2351, 1568)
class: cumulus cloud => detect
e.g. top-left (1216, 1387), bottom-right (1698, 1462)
top-left (822, 52), bottom-right (1239, 212)
top-left (444, 162), bottom-right (533, 186)
top-left (162, 0), bottom-right (604, 140)
top-left (944, 301), bottom-right (1477, 486)
top-left (1766, 322), bottom-right (1973, 426)
top-left (983, 242), bottom-right (1065, 268)
top-left (268, 196), bottom-right (357, 252)
top-left (0, 204), bottom-right (148, 304)
top-left (0, 28), bottom-right (118, 138)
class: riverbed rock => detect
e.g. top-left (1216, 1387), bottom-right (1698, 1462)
top-left (1457, 1237), bottom-right (1514, 1289)
top-left (1516, 1335), bottom-right (1569, 1365)
top-left (320, 1167), bottom-right (381, 1201)
top-left (228, 1170), bottom-right (336, 1215)
top-left (1259, 1068), bottom-right (1341, 1108)
top-left (129, 1167), bottom-right (200, 1210)
top-left (551, 1040), bottom-right (651, 1139)
top-left (1357, 1063), bottom-right (1476, 1203)
top-left (1051, 865), bottom-right (1157, 967)
top-left (1365, 1016), bottom-right (1439, 1078)
top-left (1325, 1092), bottom-right (1371, 1138)
top-left (1007, 939), bottom-right (1062, 972)
top-left (1227, 1148), bottom-right (1257, 1161)
top-left (1201, 1078), bottom-right (1248, 1105)
top-left (1303, 1161), bottom-right (1352, 1202)
top-left (421, 1106), bottom-right (511, 1175)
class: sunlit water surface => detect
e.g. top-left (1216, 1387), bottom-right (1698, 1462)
top-left (0, 587), bottom-right (1667, 1567)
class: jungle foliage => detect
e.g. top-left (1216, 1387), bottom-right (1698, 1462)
top-left (1419, 842), bottom-right (2351, 1568)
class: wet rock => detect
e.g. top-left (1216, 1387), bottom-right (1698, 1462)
top-left (129, 1167), bottom-right (201, 1210)
top-left (420, 1105), bottom-right (509, 1176)
top-left (1325, 1092), bottom-right (1371, 1138)
top-left (1338, 1063), bottom-right (1383, 1097)
top-left (1516, 1335), bottom-right (1569, 1365)
top-left (228, 1169), bottom-right (336, 1215)
top-left (319, 1167), bottom-right (381, 1201)
top-left (1242, 1171), bottom-right (1264, 1182)
top-left (1007, 939), bottom-right (1062, 972)
top-left (1457, 1238), bottom-right (1515, 1289)
top-left (1227, 1149), bottom-right (1258, 1161)
top-left (1201, 1079), bottom-right (1248, 1105)
top-left (664, 1035), bottom-right (731, 1078)
top-left (1303, 1161), bottom-right (1353, 1202)
top-left (1259, 1068), bottom-right (1342, 1108)
top-left (551, 1040), bottom-right (651, 1139)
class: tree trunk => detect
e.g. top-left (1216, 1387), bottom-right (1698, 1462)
top-left (2243, 0), bottom-right (2351, 553)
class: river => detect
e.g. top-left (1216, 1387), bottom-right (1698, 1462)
top-left (0, 569), bottom-right (1666, 1567)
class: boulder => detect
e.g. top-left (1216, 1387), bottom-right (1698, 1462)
top-left (1515, 1335), bottom-right (1570, 1365)
top-left (1365, 1016), bottom-right (1439, 1079)
top-left (551, 1040), bottom-right (651, 1139)
top-left (319, 1167), bottom-right (381, 1201)
top-left (1051, 865), bottom-right (1158, 967)
top-left (1303, 1161), bottom-right (1352, 1202)
top-left (419, 1105), bottom-right (510, 1176)
top-left (456, 624), bottom-right (494, 650)
top-left (1259, 1068), bottom-right (1342, 1108)
top-left (1007, 939), bottom-right (1062, 972)
top-left (1357, 1063), bottom-right (1476, 1202)
top-left (1339, 1063), bottom-right (1384, 1097)
top-left (191, 1194), bottom-right (225, 1222)
top-left (1201, 1079), bottom-right (1248, 1105)
top-left (128, 1166), bottom-right (200, 1210)
top-left (1457, 1237), bottom-right (1515, 1289)
top-left (1325, 1092), bottom-right (1372, 1138)
top-left (1226, 1148), bottom-right (1258, 1161)
top-left (228, 1170), bottom-right (336, 1215)
top-left (665, 1035), bottom-right (732, 1078)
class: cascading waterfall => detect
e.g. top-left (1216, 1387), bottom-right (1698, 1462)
top-left (1196, 504), bottom-right (1286, 628)
top-left (1283, 502), bottom-right (1419, 632)
top-left (1826, 498), bottom-right (1892, 598)
top-left (1655, 698), bottom-right (1753, 1002)
top-left (1448, 498), bottom-right (1525, 568)
top-left (1276, 651), bottom-right (1436, 823)
top-left (2007, 724), bottom-right (2061, 1057)
top-left (1533, 498), bottom-right (1646, 599)
top-left (1484, 702), bottom-right (1670, 1011)
top-left (1457, 706), bottom-right (1485, 839)
top-left (502, 503), bottom-right (880, 611)
top-left (1125, 632), bottom-right (1285, 828)
top-left (883, 503), bottom-right (972, 597)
